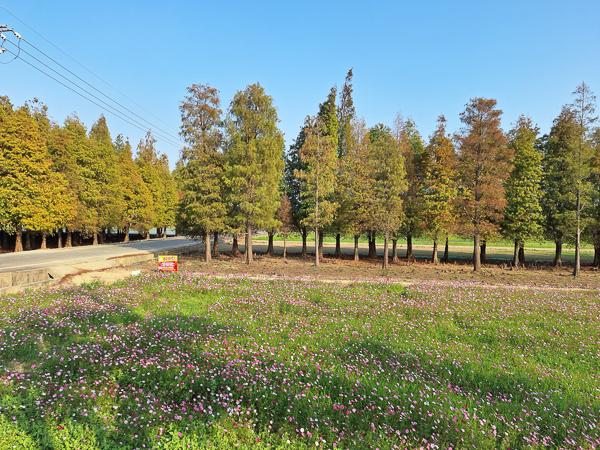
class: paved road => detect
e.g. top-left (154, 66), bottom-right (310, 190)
top-left (0, 237), bottom-right (200, 273)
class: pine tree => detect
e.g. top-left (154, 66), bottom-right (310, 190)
top-left (421, 115), bottom-right (457, 264)
top-left (501, 116), bottom-right (543, 267)
top-left (89, 115), bottom-right (120, 244)
top-left (115, 136), bottom-right (153, 241)
top-left (295, 115), bottom-right (338, 267)
top-left (177, 84), bottom-right (226, 262)
top-left (0, 100), bottom-right (70, 251)
top-left (369, 124), bottom-right (406, 269)
top-left (225, 83), bottom-right (285, 264)
top-left (455, 98), bottom-right (511, 271)
top-left (396, 116), bottom-right (423, 261)
top-left (284, 125), bottom-right (309, 255)
top-left (569, 82), bottom-right (597, 277)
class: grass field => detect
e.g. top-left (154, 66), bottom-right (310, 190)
top-left (1, 273), bottom-right (599, 449)
top-left (253, 233), bottom-right (595, 251)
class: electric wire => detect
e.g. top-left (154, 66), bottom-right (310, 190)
top-left (2, 46), bottom-right (182, 147)
top-left (22, 39), bottom-right (182, 143)
top-left (4, 40), bottom-right (181, 147)
top-left (0, 6), bottom-right (183, 139)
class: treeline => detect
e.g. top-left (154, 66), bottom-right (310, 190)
top-left (0, 97), bottom-right (178, 252)
top-left (2, 74), bottom-right (599, 277)
top-left (176, 73), bottom-right (600, 276)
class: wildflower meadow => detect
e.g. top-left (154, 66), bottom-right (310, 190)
top-left (0, 272), bottom-right (599, 449)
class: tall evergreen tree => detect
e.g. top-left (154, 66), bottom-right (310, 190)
top-left (177, 84), bottom-right (226, 262)
top-left (421, 115), bottom-right (457, 264)
top-left (369, 124), bottom-right (406, 269)
top-left (135, 131), bottom-right (162, 239)
top-left (89, 115), bottom-right (120, 244)
top-left (284, 124), bottom-right (309, 255)
top-left (115, 136), bottom-right (153, 241)
top-left (569, 82), bottom-right (597, 277)
top-left (455, 98), bottom-right (511, 271)
top-left (0, 99), bottom-right (70, 251)
top-left (396, 116), bottom-right (424, 261)
top-left (501, 116), bottom-right (543, 267)
top-left (225, 83), bottom-right (285, 264)
top-left (295, 115), bottom-right (338, 267)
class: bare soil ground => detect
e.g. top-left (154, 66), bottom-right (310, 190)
top-left (133, 245), bottom-right (598, 292)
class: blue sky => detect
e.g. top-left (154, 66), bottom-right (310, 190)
top-left (2, 1), bottom-right (599, 168)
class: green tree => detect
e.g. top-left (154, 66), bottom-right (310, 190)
top-left (225, 83), bottom-right (285, 264)
top-left (115, 135), bottom-right (153, 241)
top-left (177, 84), bottom-right (226, 262)
top-left (569, 82), bottom-right (597, 277)
top-left (455, 98), bottom-right (511, 272)
top-left (0, 100), bottom-right (70, 252)
top-left (135, 131), bottom-right (162, 238)
top-left (89, 115), bottom-right (120, 244)
top-left (421, 115), bottom-right (457, 264)
top-left (338, 118), bottom-right (372, 261)
top-left (295, 116), bottom-right (338, 267)
top-left (397, 116), bottom-right (424, 260)
top-left (369, 124), bottom-right (406, 269)
top-left (501, 116), bottom-right (543, 267)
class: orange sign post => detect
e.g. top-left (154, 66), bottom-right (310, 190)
top-left (158, 255), bottom-right (178, 272)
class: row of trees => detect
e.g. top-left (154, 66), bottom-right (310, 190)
top-left (2, 76), bottom-right (598, 277)
top-left (0, 96), bottom-right (178, 251)
top-left (176, 75), bottom-right (600, 276)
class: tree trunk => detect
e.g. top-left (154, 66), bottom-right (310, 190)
top-left (163, 227), bottom-right (167, 238)
top-left (205, 230), bottom-right (212, 263)
top-left (15, 226), bottom-right (23, 252)
top-left (553, 241), bottom-right (562, 267)
top-left (368, 232), bottom-right (377, 259)
top-left (594, 246), bottom-right (600, 268)
top-left (65, 230), bottom-right (72, 248)
top-left (318, 230), bottom-right (324, 260)
top-left (283, 236), bottom-right (287, 260)
top-left (1, 230), bottom-right (7, 250)
top-left (266, 231), bottom-right (274, 256)
top-left (480, 240), bottom-right (487, 264)
top-left (519, 246), bottom-right (525, 266)
top-left (231, 235), bottom-right (241, 256)
top-left (443, 236), bottom-right (449, 263)
top-left (473, 234), bottom-right (481, 272)
top-left (513, 240), bottom-right (520, 267)
top-left (124, 225), bottom-right (130, 243)
top-left (93, 232), bottom-right (99, 245)
top-left (57, 229), bottom-right (63, 249)
top-left (301, 227), bottom-right (307, 256)
top-left (212, 231), bottom-right (219, 257)
top-left (406, 234), bottom-right (413, 261)
top-left (315, 225), bottom-right (320, 267)
top-left (432, 239), bottom-right (438, 264)
top-left (573, 192), bottom-right (581, 277)
top-left (98, 230), bottom-right (104, 245)
top-left (41, 232), bottom-right (47, 250)
top-left (25, 230), bottom-right (32, 250)
top-left (245, 221), bottom-right (253, 264)
top-left (354, 235), bottom-right (360, 261)
top-left (392, 239), bottom-right (398, 262)
top-left (145, 230), bottom-right (150, 240)
top-left (382, 230), bottom-right (389, 269)
top-left (334, 234), bottom-right (341, 258)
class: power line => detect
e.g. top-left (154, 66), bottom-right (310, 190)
top-left (22, 39), bottom-right (182, 143)
top-left (4, 39), bottom-right (181, 148)
top-left (2, 46), bottom-right (182, 148)
top-left (0, 5), bottom-right (183, 141)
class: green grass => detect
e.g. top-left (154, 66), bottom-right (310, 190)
top-left (0, 274), bottom-right (598, 449)
top-left (254, 233), bottom-right (594, 250)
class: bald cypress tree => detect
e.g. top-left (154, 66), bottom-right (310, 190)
top-left (456, 98), bottom-right (511, 272)
top-left (225, 83), bottom-right (285, 265)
